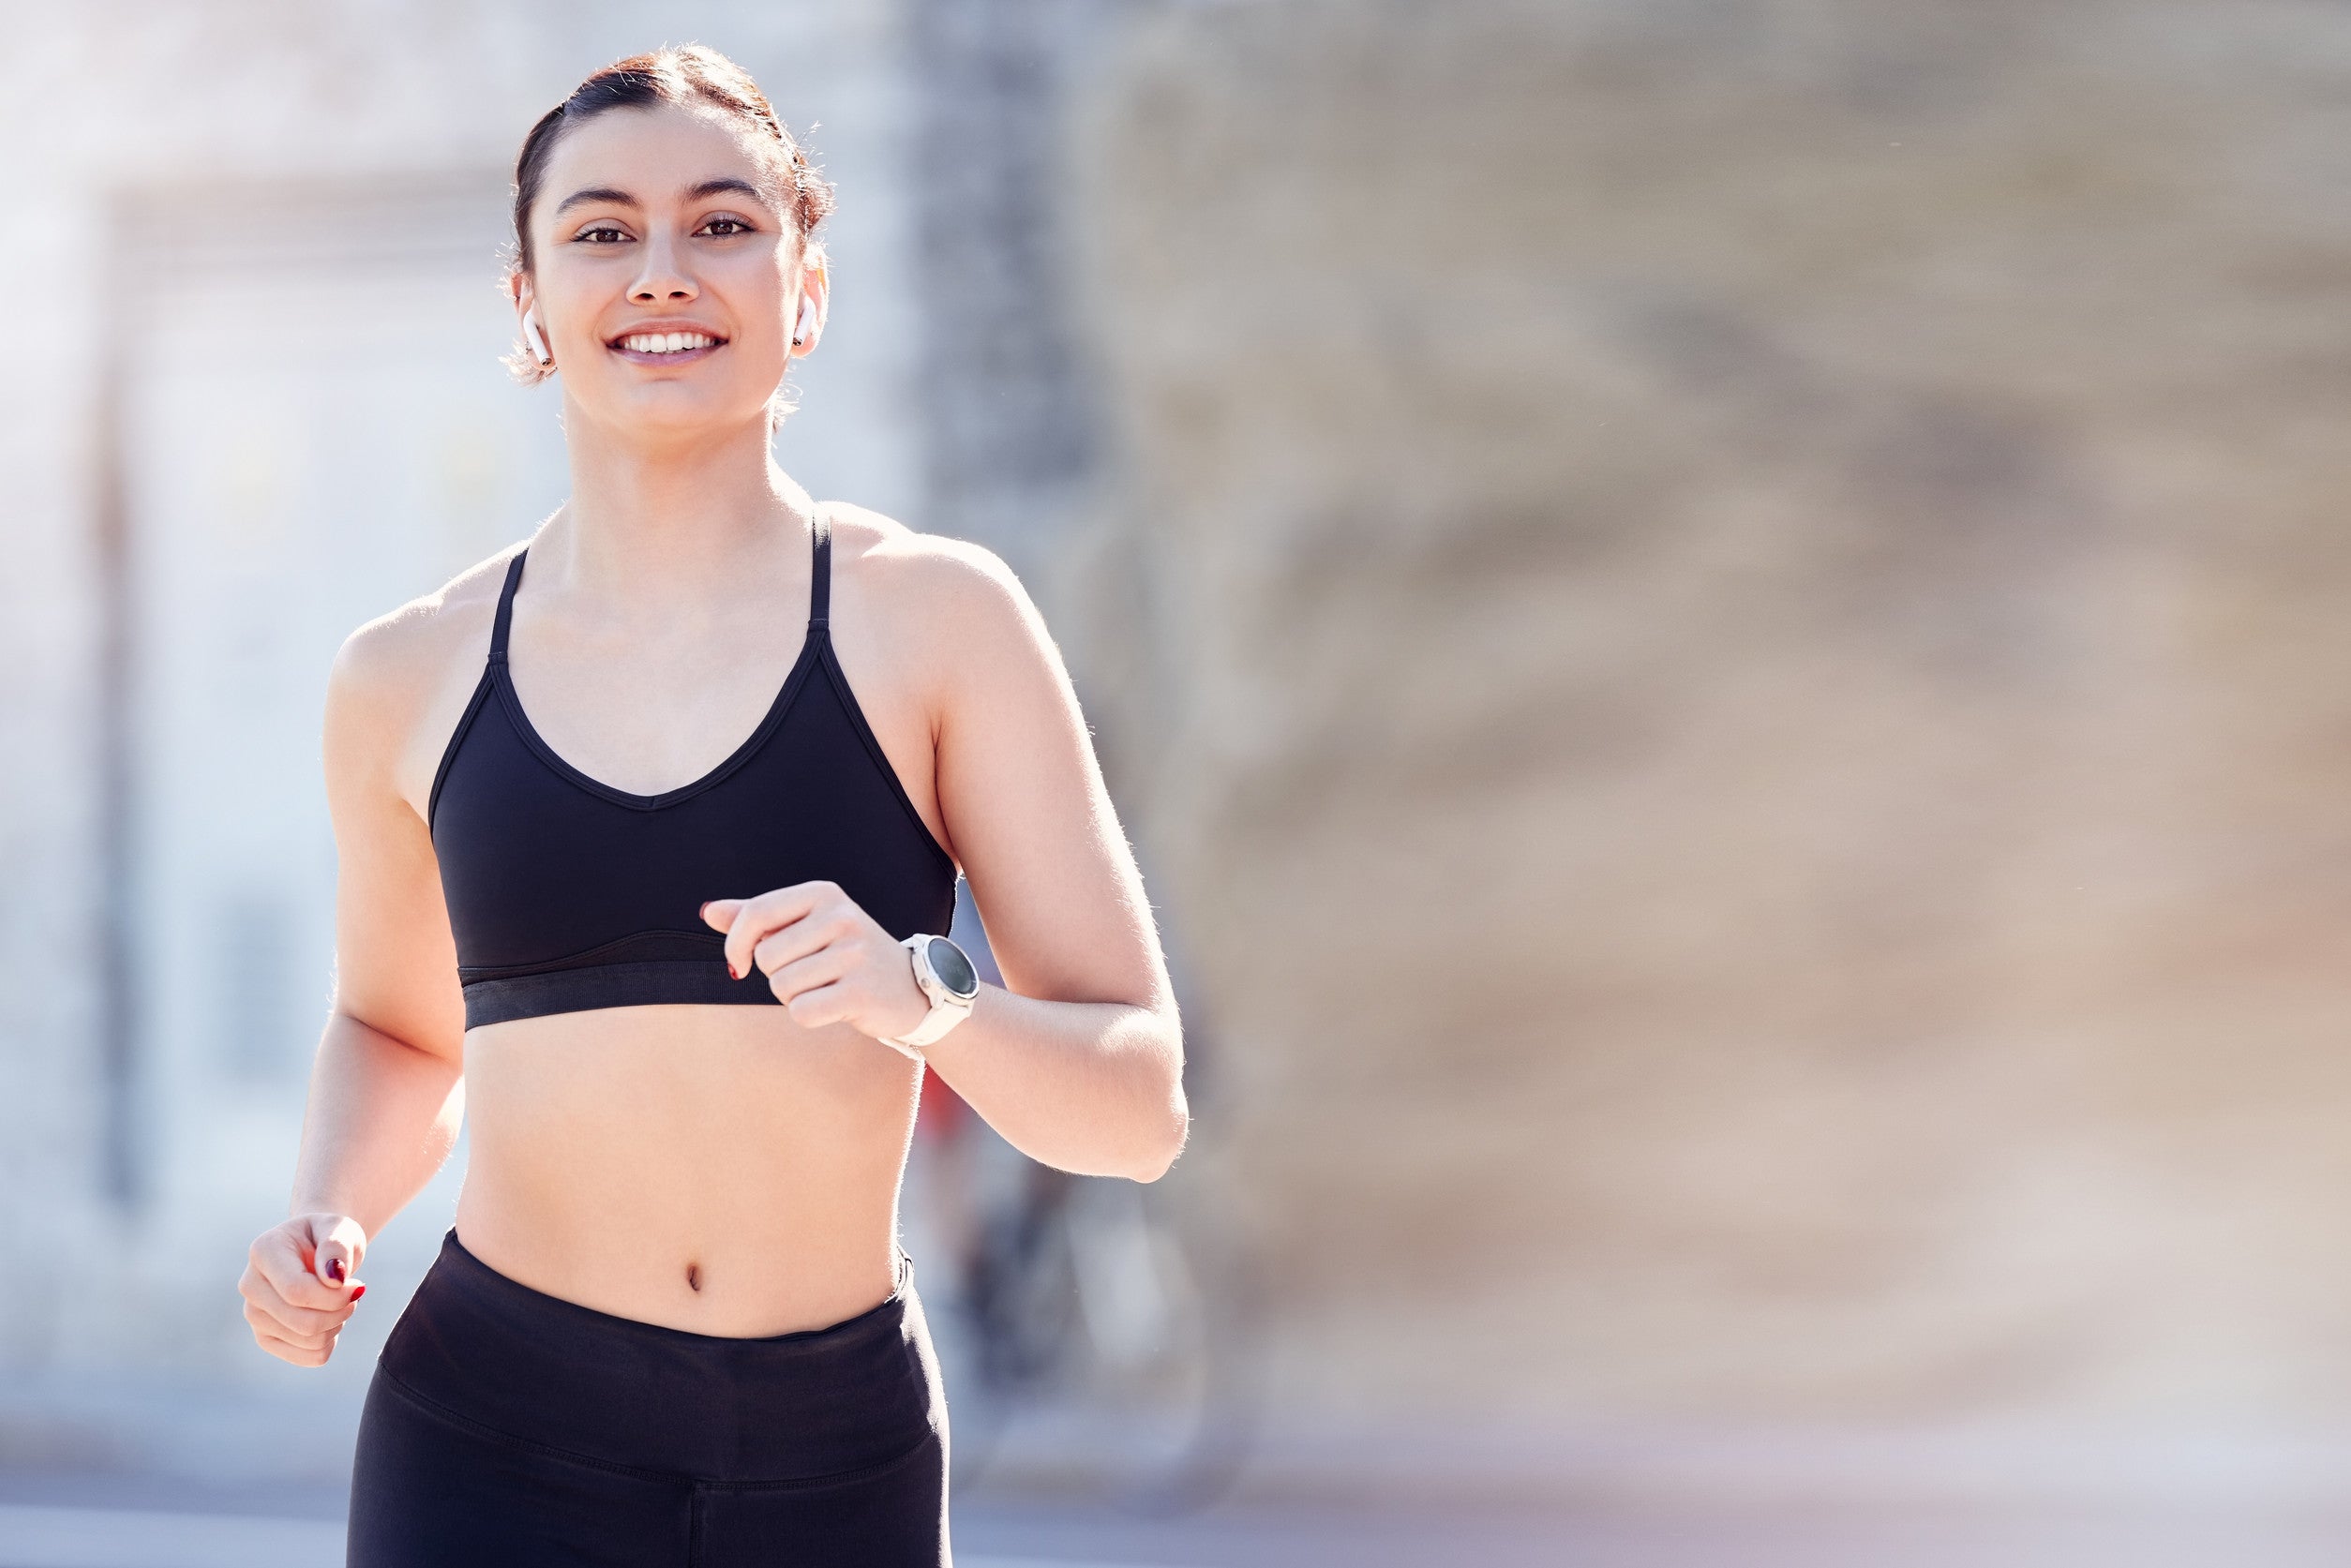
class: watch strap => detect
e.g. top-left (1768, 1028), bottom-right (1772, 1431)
top-left (892, 998), bottom-right (970, 1051)
top-left (885, 933), bottom-right (975, 1055)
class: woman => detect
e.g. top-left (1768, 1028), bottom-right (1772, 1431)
top-left (234, 44), bottom-right (1188, 1566)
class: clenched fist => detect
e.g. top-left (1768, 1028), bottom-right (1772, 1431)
top-left (241, 1213), bottom-right (367, 1366)
top-left (702, 881), bottom-right (934, 1048)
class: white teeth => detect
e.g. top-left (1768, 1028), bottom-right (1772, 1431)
top-left (619, 333), bottom-right (714, 353)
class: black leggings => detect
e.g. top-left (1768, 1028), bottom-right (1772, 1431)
top-left (347, 1227), bottom-right (948, 1566)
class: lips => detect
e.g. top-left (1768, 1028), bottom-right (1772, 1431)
top-left (611, 341), bottom-right (723, 365)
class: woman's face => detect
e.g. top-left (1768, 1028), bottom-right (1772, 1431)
top-left (518, 101), bottom-right (817, 438)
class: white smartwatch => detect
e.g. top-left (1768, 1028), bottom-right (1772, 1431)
top-left (881, 933), bottom-right (980, 1059)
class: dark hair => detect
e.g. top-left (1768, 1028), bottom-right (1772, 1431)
top-left (499, 42), bottom-right (835, 388)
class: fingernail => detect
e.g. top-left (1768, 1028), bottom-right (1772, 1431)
top-left (323, 1257), bottom-right (345, 1282)
top-left (351, 1284), bottom-right (367, 1302)
top-left (699, 902), bottom-right (711, 918)
top-left (728, 963), bottom-right (741, 980)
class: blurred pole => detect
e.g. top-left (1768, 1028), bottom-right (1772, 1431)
top-left (908, 0), bottom-right (1113, 579)
top-left (91, 197), bottom-right (143, 1213)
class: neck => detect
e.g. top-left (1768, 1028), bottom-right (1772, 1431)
top-left (532, 404), bottom-right (815, 600)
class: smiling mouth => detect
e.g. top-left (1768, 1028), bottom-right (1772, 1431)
top-left (607, 331), bottom-right (727, 364)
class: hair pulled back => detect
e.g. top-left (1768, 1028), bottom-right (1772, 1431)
top-left (499, 42), bottom-right (835, 388)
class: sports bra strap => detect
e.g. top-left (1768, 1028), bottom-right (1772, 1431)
top-left (808, 509), bottom-right (831, 631)
top-left (491, 521), bottom-right (817, 662)
top-left (487, 549), bottom-right (528, 664)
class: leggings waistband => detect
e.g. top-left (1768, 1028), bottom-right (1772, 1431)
top-left (377, 1226), bottom-right (942, 1483)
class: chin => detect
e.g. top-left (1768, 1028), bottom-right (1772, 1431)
top-left (596, 393), bottom-right (769, 437)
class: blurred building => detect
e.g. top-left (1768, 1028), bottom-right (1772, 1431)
top-left (12, 0), bottom-right (2351, 1532)
top-left (1057, 0), bottom-right (2351, 1514)
top-left (0, 0), bottom-right (942, 1481)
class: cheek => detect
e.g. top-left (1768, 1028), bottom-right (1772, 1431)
top-left (532, 266), bottom-right (606, 348)
top-left (715, 304), bottom-right (794, 381)
top-left (712, 254), bottom-right (798, 358)
top-left (726, 326), bottom-right (793, 393)
top-left (731, 314), bottom-right (789, 357)
top-left (744, 304), bottom-right (798, 354)
top-left (532, 239), bottom-right (591, 295)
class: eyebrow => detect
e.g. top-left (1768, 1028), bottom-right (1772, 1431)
top-left (551, 177), bottom-right (770, 217)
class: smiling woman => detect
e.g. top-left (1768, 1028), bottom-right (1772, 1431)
top-left (498, 51), bottom-right (835, 441)
top-left (231, 40), bottom-right (1188, 1568)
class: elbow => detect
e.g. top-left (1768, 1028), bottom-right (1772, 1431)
top-left (1125, 1084), bottom-right (1190, 1185)
top-left (1125, 1133), bottom-right (1183, 1185)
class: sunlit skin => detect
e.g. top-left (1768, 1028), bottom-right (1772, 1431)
top-left (236, 100), bottom-right (1188, 1365)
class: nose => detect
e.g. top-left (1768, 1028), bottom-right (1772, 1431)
top-left (629, 229), bottom-right (697, 304)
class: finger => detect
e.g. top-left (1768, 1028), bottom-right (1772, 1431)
top-left (243, 1274), bottom-right (355, 1340)
top-left (257, 1326), bottom-right (333, 1367)
top-left (700, 897), bottom-right (742, 933)
top-left (752, 916), bottom-right (845, 983)
top-left (253, 1284), bottom-right (355, 1336)
top-left (248, 1296), bottom-right (345, 1349)
top-left (784, 977), bottom-right (855, 1030)
top-left (311, 1216), bottom-right (367, 1289)
top-left (247, 1305), bottom-right (337, 1351)
top-left (252, 1231), bottom-right (345, 1313)
top-left (760, 945), bottom-right (850, 1008)
top-left (722, 884), bottom-right (830, 981)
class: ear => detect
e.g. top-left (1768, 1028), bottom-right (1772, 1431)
top-left (790, 251), bottom-right (830, 356)
top-left (505, 271), bottom-right (552, 374)
top-left (511, 273), bottom-right (537, 339)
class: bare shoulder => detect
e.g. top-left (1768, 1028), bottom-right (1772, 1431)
top-left (330, 547), bottom-right (516, 717)
top-left (325, 546), bottom-right (523, 801)
top-left (823, 501), bottom-right (1045, 649)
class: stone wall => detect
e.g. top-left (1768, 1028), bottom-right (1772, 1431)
top-left (1057, 0), bottom-right (2351, 1479)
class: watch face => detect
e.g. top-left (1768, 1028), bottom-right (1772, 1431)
top-left (924, 936), bottom-right (979, 1000)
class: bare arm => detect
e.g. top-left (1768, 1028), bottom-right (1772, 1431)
top-left (241, 619), bottom-right (471, 1366)
top-left (912, 546), bottom-right (1186, 1180)
top-left (708, 540), bottom-right (1187, 1182)
top-left (291, 624), bottom-right (470, 1227)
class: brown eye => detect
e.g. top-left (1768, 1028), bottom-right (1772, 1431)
top-left (577, 226), bottom-right (627, 244)
top-left (703, 217), bottom-right (753, 237)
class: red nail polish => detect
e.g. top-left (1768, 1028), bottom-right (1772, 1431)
top-left (323, 1258), bottom-right (345, 1282)
top-left (351, 1285), bottom-right (367, 1301)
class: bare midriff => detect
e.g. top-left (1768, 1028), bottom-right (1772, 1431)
top-left (449, 1002), bottom-right (921, 1337)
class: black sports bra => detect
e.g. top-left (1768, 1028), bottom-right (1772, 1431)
top-left (427, 512), bottom-right (959, 1030)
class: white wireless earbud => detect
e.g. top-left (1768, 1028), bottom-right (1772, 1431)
top-left (792, 295), bottom-right (816, 347)
top-left (522, 306), bottom-right (553, 366)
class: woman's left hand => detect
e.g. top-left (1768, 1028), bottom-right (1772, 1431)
top-left (701, 882), bottom-right (933, 1045)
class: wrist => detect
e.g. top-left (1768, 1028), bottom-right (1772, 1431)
top-left (883, 933), bottom-right (980, 1056)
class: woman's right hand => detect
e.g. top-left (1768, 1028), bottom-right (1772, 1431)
top-left (240, 1213), bottom-right (368, 1366)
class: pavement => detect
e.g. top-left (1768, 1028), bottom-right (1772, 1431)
top-left (10, 1468), bottom-right (2351, 1567)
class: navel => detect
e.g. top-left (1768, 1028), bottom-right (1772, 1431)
top-left (685, 1262), bottom-right (702, 1292)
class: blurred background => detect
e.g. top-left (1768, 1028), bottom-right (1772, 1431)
top-left (8, 0), bottom-right (2351, 1563)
